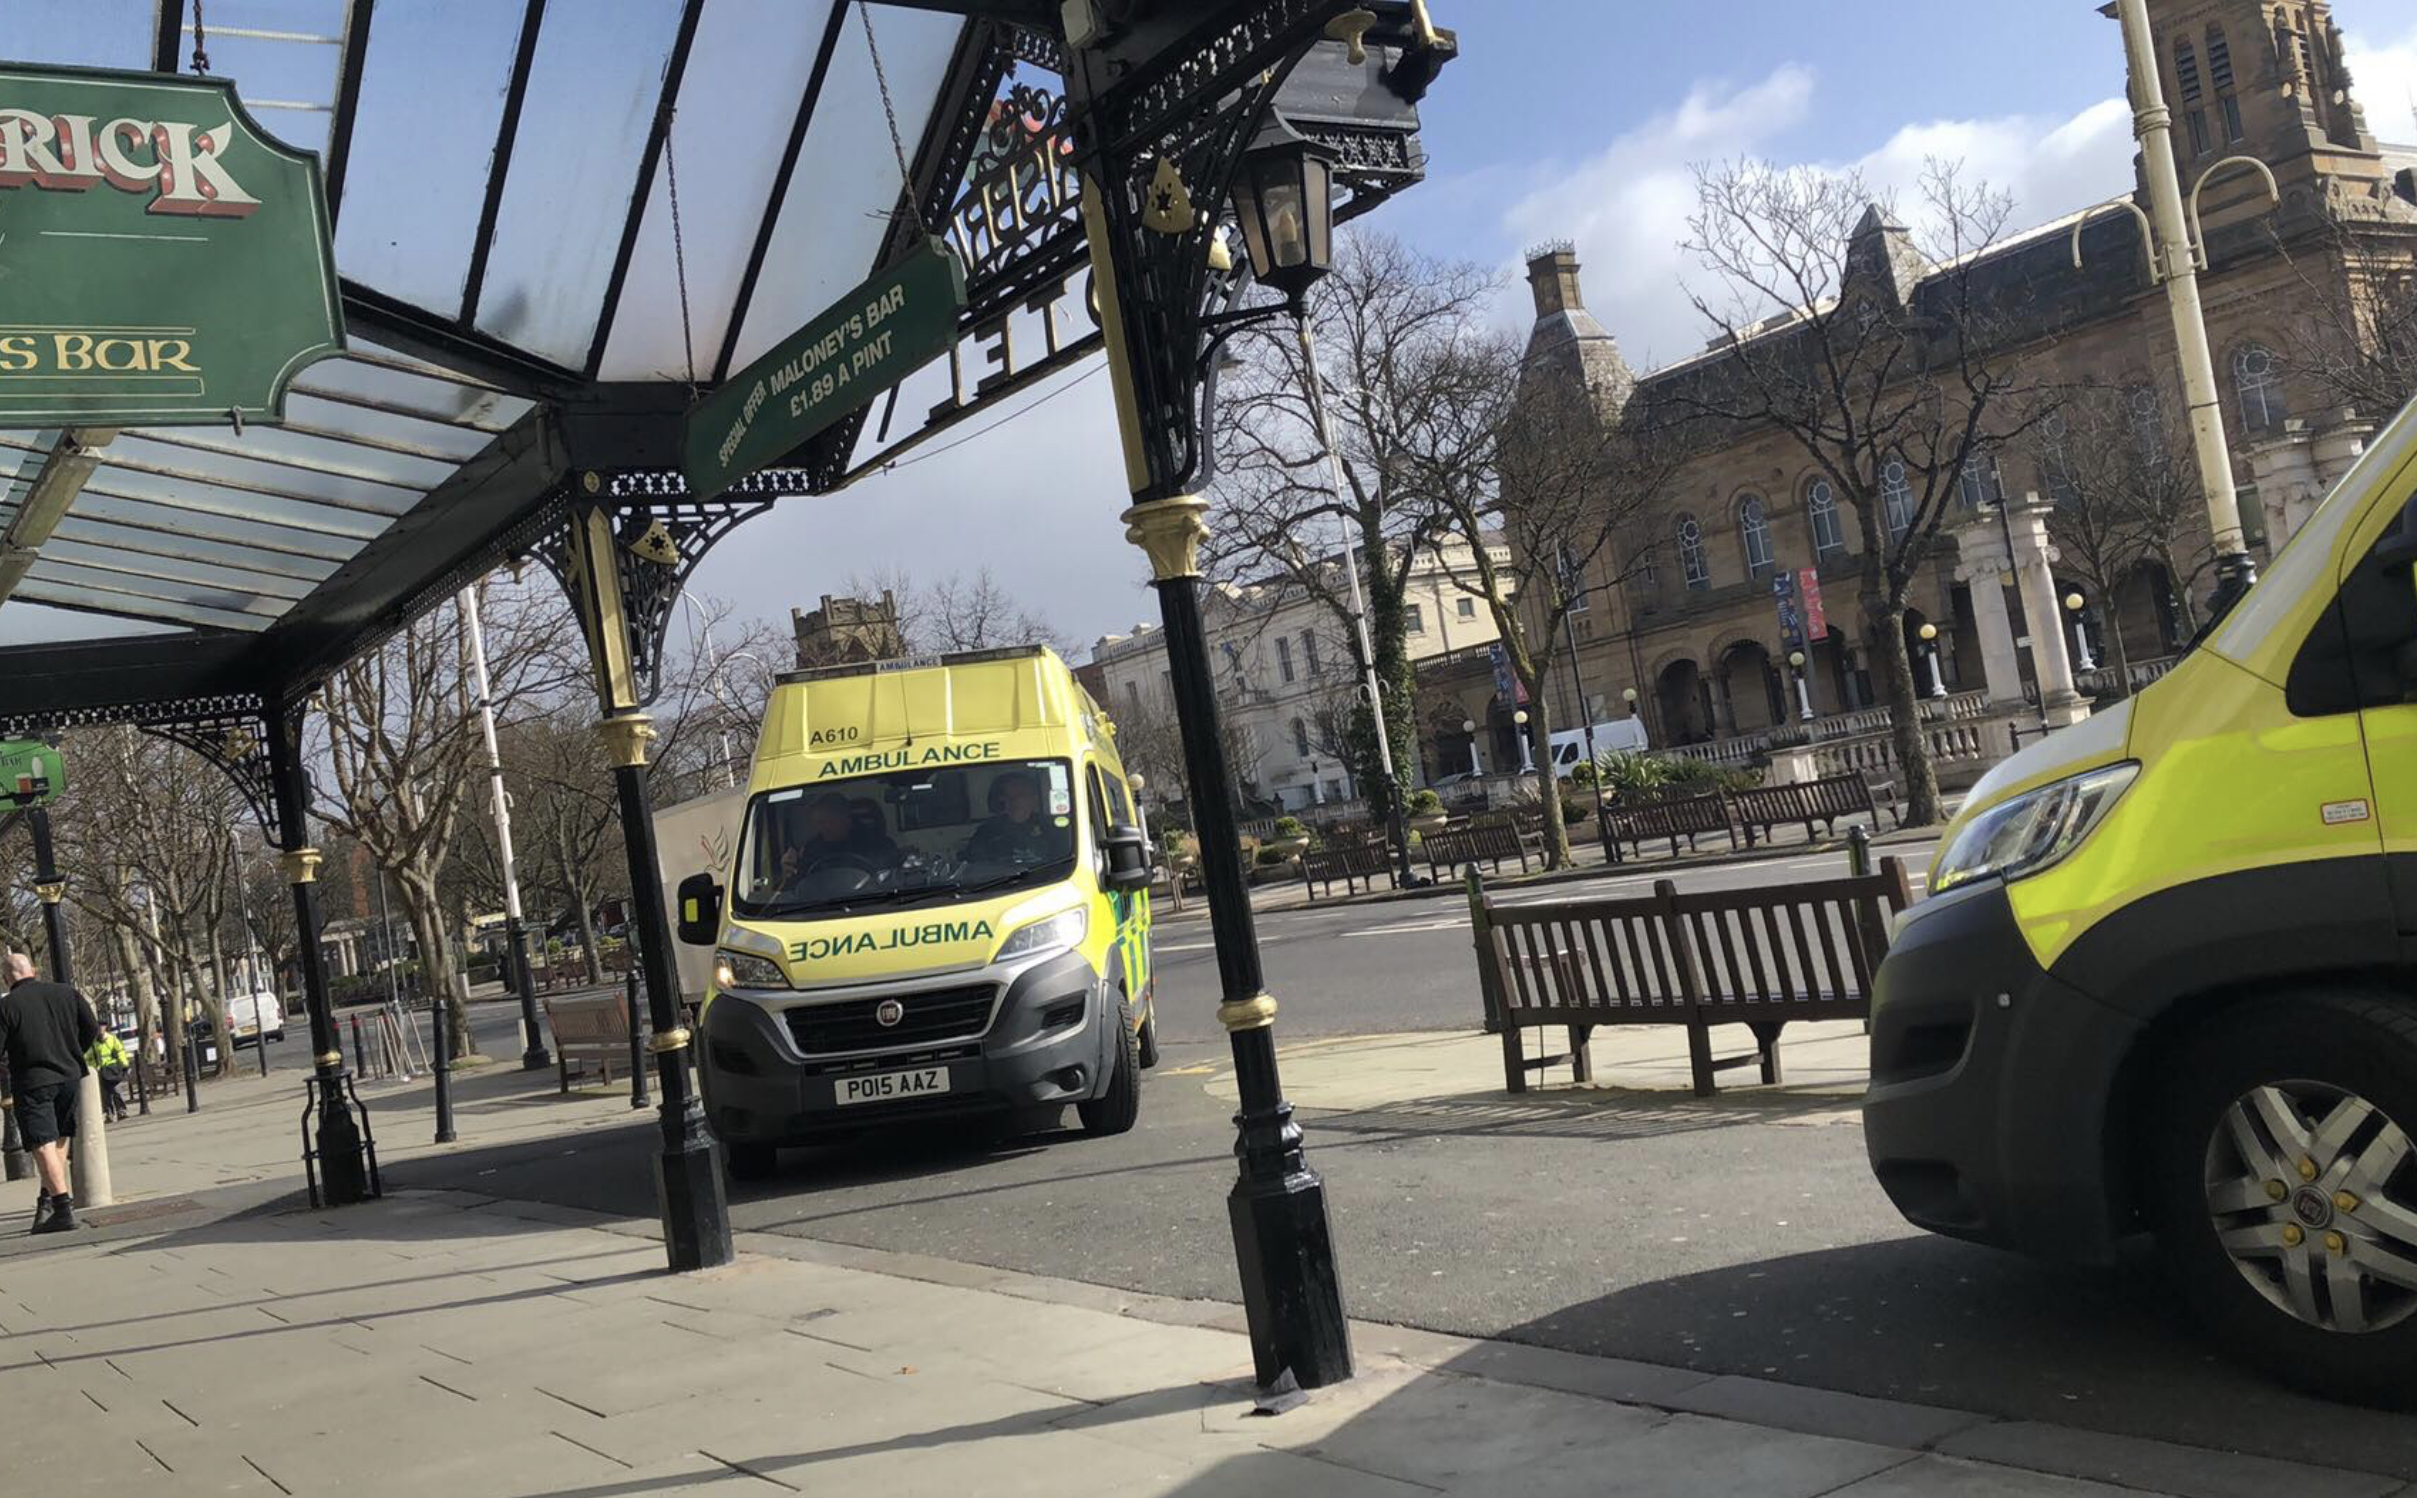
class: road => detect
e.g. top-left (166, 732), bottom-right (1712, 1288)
top-left (353, 837), bottom-right (2417, 1481)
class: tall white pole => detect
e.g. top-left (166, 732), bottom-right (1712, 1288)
top-left (1297, 319), bottom-right (1419, 885)
top-left (459, 587), bottom-right (550, 1070)
top-left (2115, 0), bottom-right (2256, 613)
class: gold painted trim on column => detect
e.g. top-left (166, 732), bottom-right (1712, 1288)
top-left (567, 504), bottom-right (640, 712)
top-left (34, 881), bottom-right (63, 905)
top-left (1078, 174), bottom-right (1152, 498)
top-left (597, 713), bottom-right (658, 769)
top-left (1123, 495), bottom-right (1210, 582)
top-left (1218, 994), bottom-right (1279, 1031)
top-left (647, 1027), bottom-right (692, 1054)
top-left (276, 848), bottom-right (323, 884)
top-left (316, 1050), bottom-right (343, 1068)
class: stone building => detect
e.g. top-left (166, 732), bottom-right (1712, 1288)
top-left (1495, 0), bottom-right (2416, 781)
top-left (1093, 534), bottom-right (1507, 813)
top-left (790, 591), bottom-right (907, 669)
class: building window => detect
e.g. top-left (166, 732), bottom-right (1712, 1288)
top-left (2207, 27), bottom-right (2243, 141)
top-left (1880, 458), bottom-right (1915, 540)
top-left (1956, 451), bottom-right (2002, 511)
top-left (1126, 679), bottom-right (1142, 710)
top-left (2185, 108), bottom-right (2210, 156)
top-left (2039, 410), bottom-right (2079, 504)
top-left (1807, 478), bottom-right (1844, 556)
top-left (2127, 383), bottom-right (2166, 463)
top-left (2233, 342), bottom-right (2287, 431)
top-left (1738, 496), bottom-right (1774, 574)
top-left (1404, 603), bottom-right (1424, 634)
top-left (1276, 635), bottom-right (1295, 683)
top-left (1456, 596), bottom-right (1476, 620)
top-left (1292, 717), bottom-right (1310, 757)
top-left (1676, 514), bottom-right (1709, 590)
top-left (2175, 39), bottom-right (2203, 105)
top-left (1302, 630), bottom-right (1322, 677)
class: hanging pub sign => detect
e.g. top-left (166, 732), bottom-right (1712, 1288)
top-left (1797, 566), bottom-right (1830, 642)
top-left (683, 237), bottom-right (967, 497)
top-left (0, 63), bottom-right (344, 427)
top-left (0, 739), bottom-right (63, 807)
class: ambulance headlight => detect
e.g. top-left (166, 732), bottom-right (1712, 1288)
top-left (714, 950), bottom-right (789, 990)
top-left (1932, 762), bottom-right (2138, 894)
top-left (995, 907), bottom-right (1087, 962)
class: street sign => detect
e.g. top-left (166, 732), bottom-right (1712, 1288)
top-left (0, 64), bottom-right (344, 427)
top-left (0, 740), bottom-right (64, 807)
top-left (682, 237), bottom-right (967, 496)
top-left (1798, 567), bottom-right (1831, 641)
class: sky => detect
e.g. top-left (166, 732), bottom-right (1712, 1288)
top-left (683, 0), bottom-right (2417, 666)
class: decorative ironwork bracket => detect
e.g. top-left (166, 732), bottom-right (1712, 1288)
top-left (141, 705), bottom-right (284, 845)
top-left (526, 468), bottom-right (817, 709)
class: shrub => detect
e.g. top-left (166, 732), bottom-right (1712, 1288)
top-left (1408, 788), bottom-right (1443, 815)
top-left (1568, 760), bottom-right (1598, 788)
top-left (1255, 844), bottom-right (1294, 867)
top-left (1271, 815), bottom-right (1307, 840)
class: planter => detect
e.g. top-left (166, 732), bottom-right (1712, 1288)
top-left (1408, 812), bottom-right (1450, 835)
top-left (1264, 836), bottom-right (1310, 858)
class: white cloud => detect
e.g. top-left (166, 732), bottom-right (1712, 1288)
top-left (1501, 66), bottom-right (2137, 372)
top-left (2346, 19), bottom-right (2417, 143)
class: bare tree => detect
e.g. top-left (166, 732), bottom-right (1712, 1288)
top-left (1209, 234), bottom-right (1501, 822)
top-left (1675, 160), bottom-right (2048, 826)
top-left (1421, 338), bottom-right (1676, 868)
top-left (2270, 214), bottom-right (2417, 419)
top-left (845, 565), bottom-right (1071, 658)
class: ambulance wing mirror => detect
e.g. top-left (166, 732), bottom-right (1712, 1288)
top-left (676, 874), bottom-right (723, 946)
top-left (1101, 824), bottom-right (1154, 894)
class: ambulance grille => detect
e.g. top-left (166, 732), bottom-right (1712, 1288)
top-left (785, 985), bottom-right (998, 1054)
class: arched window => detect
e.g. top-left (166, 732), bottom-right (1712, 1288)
top-left (1956, 451), bottom-right (2002, 511)
top-left (1676, 514), bottom-right (1709, 590)
top-left (1880, 459), bottom-right (1914, 539)
top-left (2233, 342), bottom-right (2286, 431)
top-left (2038, 410), bottom-right (2078, 504)
top-left (1291, 717), bottom-right (1311, 757)
top-left (2206, 25), bottom-right (2243, 142)
top-left (1807, 478), bottom-right (1844, 556)
top-left (2127, 383), bottom-right (2166, 464)
top-left (1737, 496), bottom-right (1773, 574)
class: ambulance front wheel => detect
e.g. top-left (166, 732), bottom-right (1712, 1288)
top-left (1137, 1009), bottom-right (1161, 1070)
top-left (1079, 997), bottom-right (1142, 1137)
top-left (2145, 986), bottom-right (2417, 1406)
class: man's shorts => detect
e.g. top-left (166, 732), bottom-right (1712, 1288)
top-left (12, 1083), bottom-right (74, 1148)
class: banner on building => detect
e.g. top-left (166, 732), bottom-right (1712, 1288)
top-left (1798, 567), bottom-right (1830, 642)
top-left (1771, 571), bottom-right (1804, 650)
top-left (1488, 643), bottom-right (1527, 707)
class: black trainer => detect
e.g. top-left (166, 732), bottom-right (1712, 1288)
top-left (31, 1194), bottom-right (74, 1235)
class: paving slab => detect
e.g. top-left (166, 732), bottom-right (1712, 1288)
top-left (1936, 1421), bottom-right (2408, 1498)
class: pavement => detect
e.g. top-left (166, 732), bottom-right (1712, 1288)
top-left (5, 1073), bottom-right (2409, 1498)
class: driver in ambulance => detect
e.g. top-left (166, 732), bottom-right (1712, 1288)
top-left (778, 793), bottom-right (898, 885)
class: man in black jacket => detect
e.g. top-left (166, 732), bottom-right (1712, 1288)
top-left (0, 951), bottom-right (100, 1234)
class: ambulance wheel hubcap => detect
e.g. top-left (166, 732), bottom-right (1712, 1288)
top-left (2204, 1081), bottom-right (2417, 1335)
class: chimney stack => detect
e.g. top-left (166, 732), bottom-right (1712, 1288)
top-left (1526, 241), bottom-right (1585, 319)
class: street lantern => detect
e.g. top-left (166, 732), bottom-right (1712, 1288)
top-left (1230, 114), bottom-right (1336, 304)
top-left (1460, 718), bottom-right (1480, 778)
top-left (1917, 622), bottom-right (1948, 699)
top-left (2065, 592), bottom-right (2098, 674)
top-left (1786, 651), bottom-right (1815, 722)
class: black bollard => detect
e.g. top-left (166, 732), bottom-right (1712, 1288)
top-left (181, 1019), bottom-right (200, 1113)
top-left (1, 1064), bottom-right (27, 1181)
top-left (350, 1013), bottom-right (369, 1079)
top-left (431, 988), bottom-right (455, 1145)
top-left (626, 960), bottom-right (648, 1110)
top-left (132, 1041), bottom-right (152, 1116)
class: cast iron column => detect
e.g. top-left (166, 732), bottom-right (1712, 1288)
top-left (268, 705), bottom-right (370, 1204)
top-left (1, 1065), bottom-right (26, 1180)
top-left (604, 711), bottom-right (731, 1270)
top-left (28, 808), bottom-right (70, 983)
top-left (563, 498), bottom-right (731, 1273)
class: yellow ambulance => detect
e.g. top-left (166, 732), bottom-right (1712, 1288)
top-left (1866, 394), bottom-right (2417, 1397)
top-left (676, 646), bottom-right (1157, 1181)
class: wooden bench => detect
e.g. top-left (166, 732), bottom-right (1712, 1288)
top-left (1727, 772), bottom-right (1893, 847)
top-left (1422, 820), bottom-right (1531, 879)
top-left (1465, 856), bottom-right (1911, 1097)
top-left (1300, 842), bottom-right (1398, 900)
top-left (1603, 790), bottom-right (1740, 859)
top-left (543, 991), bottom-right (636, 1093)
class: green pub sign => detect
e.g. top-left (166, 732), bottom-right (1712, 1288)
top-left (0, 63), bottom-right (344, 427)
top-left (0, 740), bottom-right (64, 807)
top-left (683, 237), bottom-right (966, 496)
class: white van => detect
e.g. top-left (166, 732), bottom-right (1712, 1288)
top-left (1523, 718), bottom-right (1650, 778)
top-left (227, 991), bottom-right (286, 1046)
